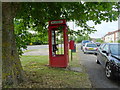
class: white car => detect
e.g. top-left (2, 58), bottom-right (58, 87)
top-left (83, 43), bottom-right (98, 54)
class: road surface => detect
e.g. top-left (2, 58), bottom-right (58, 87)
top-left (78, 46), bottom-right (120, 88)
top-left (23, 45), bottom-right (49, 55)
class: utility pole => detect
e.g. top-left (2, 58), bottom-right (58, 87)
top-left (71, 21), bottom-right (75, 61)
top-left (118, 2), bottom-right (120, 42)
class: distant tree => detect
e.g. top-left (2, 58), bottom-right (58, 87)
top-left (76, 34), bottom-right (91, 43)
top-left (118, 40), bottom-right (120, 43)
top-left (96, 38), bottom-right (104, 43)
top-left (14, 19), bottom-right (32, 55)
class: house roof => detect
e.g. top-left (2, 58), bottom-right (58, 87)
top-left (104, 29), bottom-right (120, 37)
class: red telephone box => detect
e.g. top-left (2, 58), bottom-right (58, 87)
top-left (48, 19), bottom-right (69, 67)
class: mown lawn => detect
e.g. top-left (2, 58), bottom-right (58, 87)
top-left (18, 51), bottom-right (91, 88)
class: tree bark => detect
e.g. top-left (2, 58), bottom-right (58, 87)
top-left (2, 2), bottom-right (24, 87)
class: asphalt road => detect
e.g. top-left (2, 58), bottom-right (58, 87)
top-left (78, 46), bottom-right (120, 88)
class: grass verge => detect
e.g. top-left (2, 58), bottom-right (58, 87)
top-left (18, 51), bottom-right (91, 88)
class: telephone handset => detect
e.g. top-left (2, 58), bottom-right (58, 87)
top-left (53, 44), bottom-right (58, 52)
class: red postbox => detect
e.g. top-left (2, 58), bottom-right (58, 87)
top-left (48, 19), bottom-right (69, 67)
top-left (69, 40), bottom-right (75, 50)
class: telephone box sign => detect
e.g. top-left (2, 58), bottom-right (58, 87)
top-left (49, 19), bottom-right (66, 26)
top-left (51, 21), bottom-right (63, 24)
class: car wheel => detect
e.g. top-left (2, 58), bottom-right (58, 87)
top-left (81, 47), bottom-right (83, 50)
top-left (83, 50), bottom-right (86, 54)
top-left (94, 53), bottom-right (97, 56)
top-left (96, 59), bottom-right (100, 64)
top-left (105, 63), bottom-right (114, 79)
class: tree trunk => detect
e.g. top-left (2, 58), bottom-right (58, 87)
top-left (2, 2), bottom-right (24, 87)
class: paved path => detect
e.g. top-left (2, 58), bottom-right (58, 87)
top-left (78, 46), bottom-right (120, 88)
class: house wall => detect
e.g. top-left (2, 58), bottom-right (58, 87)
top-left (116, 31), bottom-right (120, 41)
top-left (104, 30), bottom-right (120, 43)
top-left (104, 35), bottom-right (111, 42)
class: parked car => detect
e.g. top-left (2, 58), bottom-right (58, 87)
top-left (96, 43), bottom-right (120, 79)
top-left (81, 40), bottom-right (91, 50)
top-left (83, 43), bottom-right (98, 54)
top-left (95, 42), bottom-right (101, 47)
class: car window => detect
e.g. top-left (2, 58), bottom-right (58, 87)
top-left (99, 44), bottom-right (105, 50)
top-left (103, 44), bottom-right (109, 52)
top-left (110, 44), bottom-right (120, 55)
top-left (82, 40), bottom-right (91, 44)
top-left (86, 44), bottom-right (97, 47)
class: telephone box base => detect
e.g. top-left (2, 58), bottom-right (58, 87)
top-left (49, 55), bottom-right (68, 68)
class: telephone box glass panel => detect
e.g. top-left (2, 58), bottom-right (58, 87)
top-left (52, 29), bottom-right (64, 56)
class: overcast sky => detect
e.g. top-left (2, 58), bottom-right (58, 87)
top-left (88, 21), bottom-right (118, 38)
top-left (68, 20), bottom-right (118, 38)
